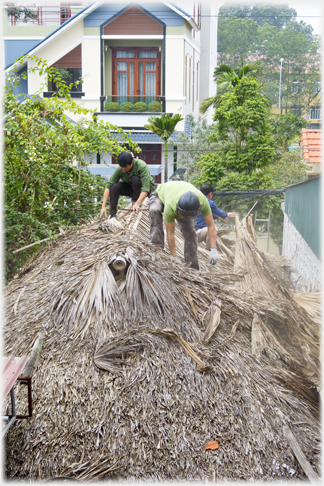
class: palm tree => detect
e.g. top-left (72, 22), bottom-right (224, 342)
top-left (144, 113), bottom-right (184, 182)
top-left (200, 56), bottom-right (261, 114)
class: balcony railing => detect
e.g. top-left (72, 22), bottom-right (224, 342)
top-left (103, 95), bottom-right (165, 113)
top-left (7, 5), bottom-right (82, 26)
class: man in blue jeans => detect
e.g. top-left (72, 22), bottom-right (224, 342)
top-left (196, 183), bottom-right (237, 250)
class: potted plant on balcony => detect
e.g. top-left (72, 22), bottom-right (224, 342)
top-left (105, 101), bottom-right (120, 112)
top-left (134, 102), bottom-right (147, 112)
top-left (120, 102), bottom-right (134, 112)
top-left (148, 101), bottom-right (163, 112)
top-left (7, 5), bottom-right (38, 23)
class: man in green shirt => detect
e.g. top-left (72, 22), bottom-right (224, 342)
top-left (148, 181), bottom-right (218, 270)
top-left (100, 152), bottom-right (155, 218)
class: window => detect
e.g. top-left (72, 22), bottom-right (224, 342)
top-left (291, 80), bottom-right (299, 94)
top-left (112, 48), bottom-right (161, 105)
top-left (49, 67), bottom-right (82, 92)
top-left (49, 44), bottom-right (82, 93)
top-left (310, 106), bottom-right (321, 120)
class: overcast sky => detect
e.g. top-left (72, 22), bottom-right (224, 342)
top-left (175, 0), bottom-right (322, 36)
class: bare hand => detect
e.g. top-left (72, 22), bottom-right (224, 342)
top-left (100, 207), bottom-right (107, 218)
top-left (132, 203), bottom-right (141, 212)
top-left (227, 212), bottom-right (237, 218)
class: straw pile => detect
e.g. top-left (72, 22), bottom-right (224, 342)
top-left (3, 202), bottom-right (321, 481)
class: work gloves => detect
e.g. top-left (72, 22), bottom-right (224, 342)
top-left (209, 248), bottom-right (218, 265)
top-left (173, 255), bottom-right (182, 264)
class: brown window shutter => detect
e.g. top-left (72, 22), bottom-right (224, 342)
top-left (52, 44), bottom-right (82, 69)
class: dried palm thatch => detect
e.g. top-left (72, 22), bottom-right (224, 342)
top-left (3, 201), bottom-right (321, 481)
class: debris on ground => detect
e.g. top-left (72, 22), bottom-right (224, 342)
top-left (3, 201), bottom-right (321, 481)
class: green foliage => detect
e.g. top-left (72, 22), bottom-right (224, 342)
top-left (193, 153), bottom-right (226, 187)
top-left (134, 101), bottom-right (147, 112)
top-left (217, 3), bottom-right (321, 118)
top-left (267, 151), bottom-right (307, 187)
top-left (270, 113), bottom-right (307, 151)
top-left (176, 116), bottom-right (221, 182)
top-left (104, 101), bottom-right (120, 112)
top-left (7, 5), bottom-right (38, 22)
top-left (120, 102), bottom-right (134, 112)
top-left (211, 78), bottom-right (275, 173)
top-left (148, 101), bottom-right (163, 112)
top-left (4, 55), bottom-right (139, 281)
top-left (144, 113), bottom-right (184, 143)
top-left (200, 57), bottom-right (261, 114)
top-left (218, 3), bottom-right (297, 30)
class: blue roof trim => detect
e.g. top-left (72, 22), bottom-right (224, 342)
top-left (5, 3), bottom-right (94, 70)
top-left (112, 115), bottom-right (192, 143)
top-left (169, 3), bottom-right (191, 19)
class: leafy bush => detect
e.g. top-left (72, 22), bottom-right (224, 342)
top-left (134, 102), bottom-right (147, 112)
top-left (4, 55), bottom-right (140, 282)
top-left (148, 101), bottom-right (163, 112)
top-left (105, 101), bottom-right (120, 112)
top-left (120, 102), bottom-right (134, 112)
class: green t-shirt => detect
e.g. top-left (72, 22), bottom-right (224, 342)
top-left (156, 181), bottom-right (211, 223)
top-left (106, 158), bottom-right (155, 193)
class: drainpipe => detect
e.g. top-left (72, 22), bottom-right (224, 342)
top-left (100, 25), bottom-right (105, 112)
top-left (162, 25), bottom-right (166, 112)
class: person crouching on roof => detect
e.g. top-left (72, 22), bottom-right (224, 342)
top-left (100, 151), bottom-right (155, 218)
top-left (148, 181), bottom-right (218, 270)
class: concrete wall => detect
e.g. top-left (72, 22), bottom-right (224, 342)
top-left (282, 212), bottom-right (322, 291)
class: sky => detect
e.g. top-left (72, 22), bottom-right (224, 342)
top-left (175, 0), bottom-right (322, 37)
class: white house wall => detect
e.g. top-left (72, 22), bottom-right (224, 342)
top-left (82, 36), bottom-right (101, 99)
top-left (282, 212), bottom-right (322, 291)
top-left (28, 21), bottom-right (84, 94)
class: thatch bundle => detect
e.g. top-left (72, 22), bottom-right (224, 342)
top-left (3, 202), bottom-right (321, 481)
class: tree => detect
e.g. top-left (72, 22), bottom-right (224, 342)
top-left (200, 56), bottom-right (260, 114)
top-left (270, 113), bottom-right (307, 151)
top-left (217, 3), bottom-right (321, 118)
top-left (4, 56), bottom-right (140, 280)
top-left (175, 116), bottom-right (222, 183)
top-left (144, 113), bottom-right (183, 181)
top-left (218, 3), bottom-right (297, 30)
top-left (210, 77), bottom-right (274, 174)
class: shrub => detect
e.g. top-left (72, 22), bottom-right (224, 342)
top-left (105, 101), bottom-right (119, 112)
top-left (148, 101), bottom-right (163, 112)
top-left (120, 102), bottom-right (134, 112)
top-left (134, 102), bottom-right (147, 112)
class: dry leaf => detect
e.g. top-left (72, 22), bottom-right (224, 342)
top-left (205, 441), bottom-right (219, 450)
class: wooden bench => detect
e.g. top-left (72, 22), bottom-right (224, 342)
top-left (2, 355), bottom-right (32, 437)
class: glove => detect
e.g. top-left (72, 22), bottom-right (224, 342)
top-left (209, 248), bottom-right (218, 265)
top-left (173, 255), bottom-right (182, 264)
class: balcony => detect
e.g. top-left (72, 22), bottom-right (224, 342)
top-left (102, 95), bottom-right (165, 113)
top-left (7, 5), bottom-right (82, 26)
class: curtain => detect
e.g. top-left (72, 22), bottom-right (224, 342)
top-left (138, 51), bottom-right (157, 58)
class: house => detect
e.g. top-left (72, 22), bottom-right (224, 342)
top-left (282, 176), bottom-right (321, 291)
top-left (300, 128), bottom-right (322, 179)
top-left (4, 1), bottom-right (218, 183)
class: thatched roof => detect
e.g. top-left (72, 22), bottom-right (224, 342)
top-left (3, 201), bottom-right (321, 481)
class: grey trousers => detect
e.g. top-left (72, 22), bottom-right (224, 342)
top-left (148, 192), bottom-right (199, 270)
top-left (196, 227), bottom-right (211, 250)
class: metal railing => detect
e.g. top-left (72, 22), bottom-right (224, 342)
top-left (7, 5), bottom-right (82, 26)
top-left (103, 95), bottom-right (165, 113)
